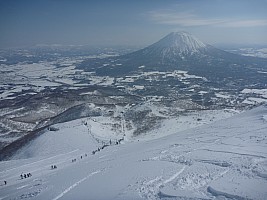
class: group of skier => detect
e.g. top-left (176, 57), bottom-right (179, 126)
top-left (51, 165), bottom-right (57, 169)
top-left (2, 153), bottom-right (89, 187)
top-left (1, 138), bottom-right (125, 187)
top-left (71, 153), bottom-right (88, 163)
top-left (92, 138), bottom-right (124, 155)
top-left (20, 173), bottom-right (32, 179)
top-left (1, 172), bottom-right (33, 186)
top-left (1, 137), bottom-right (126, 187)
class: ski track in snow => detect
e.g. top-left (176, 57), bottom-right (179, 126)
top-left (1, 105), bottom-right (267, 199)
top-left (207, 186), bottom-right (253, 200)
top-left (137, 111), bottom-right (267, 199)
top-left (0, 149), bottom-right (79, 174)
top-left (202, 149), bottom-right (266, 159)
top-left (52, 170), bottom-right (101, 200)
top-left (16, 184), bottom-right (29, 190)
top-left (163, 166), bottom-right (186, 184)
top-left (139, 166), bottom-right (186, 199)
top-left (0, 196), bottom-right (8, 200)
top-left (0, 149), bottom-right (80, 181)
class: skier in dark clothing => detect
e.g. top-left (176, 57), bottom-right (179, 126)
top-left (4, 181), bottom-right (6, 185)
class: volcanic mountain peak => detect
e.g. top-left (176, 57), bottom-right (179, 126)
top-left (151, 31), bottom-right (207, 54)
top-left (82, 31), bottom-right (267, 79)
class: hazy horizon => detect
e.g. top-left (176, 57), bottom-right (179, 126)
top-left (1, 0), bottom-right (267, 49)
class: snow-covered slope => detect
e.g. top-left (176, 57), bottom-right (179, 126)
top-left (149, 31), bottom-right (206, 55)
top-left (128, 31), bottom-right (209, 62)
top-left (1, 105), bottom-right (267, 199)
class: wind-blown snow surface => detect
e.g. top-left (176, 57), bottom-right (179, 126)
top-left (1, 106), bottom-right (267, 199)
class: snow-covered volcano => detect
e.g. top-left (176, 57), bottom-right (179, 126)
top-left (147, 31), bottom-right (207, 55)
top-left (124, 31), bottom-right (209, 62)
top-left (89, 31), bottom-right (267, 79)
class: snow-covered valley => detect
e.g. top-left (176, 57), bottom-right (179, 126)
top-left (1, 105), bottom-right (267, 199)
top-left (1, 38), bottom-right (267, 151)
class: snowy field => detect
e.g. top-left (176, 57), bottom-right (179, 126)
top-left (0, 62), bottom-right (209, 100)
top-left (0, 105), bottom-right (267, 199)
top-left (228, 47), bottom-right (267, 58)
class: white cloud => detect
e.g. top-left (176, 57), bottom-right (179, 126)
top-left (148, 10), bottom-right (267, 27)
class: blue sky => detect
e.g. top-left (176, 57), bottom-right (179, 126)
top-left (0, 0), bottom-right (267, 48)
